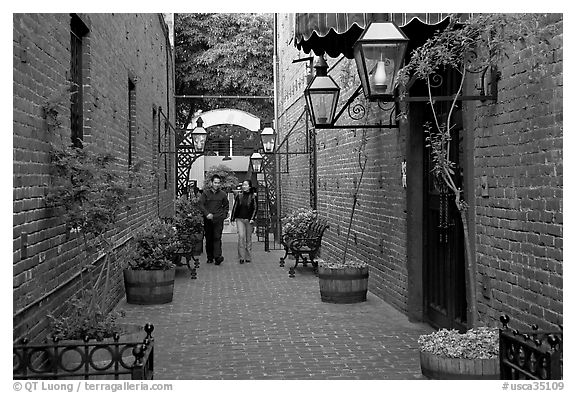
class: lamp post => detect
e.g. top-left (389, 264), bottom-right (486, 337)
top-left (303, 56), bottom-right (340, 128)
top-left (353, 21), bottom-right (409, 101)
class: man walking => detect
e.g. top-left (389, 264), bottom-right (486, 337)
top-left (198, 174), bottom-right (229, 265)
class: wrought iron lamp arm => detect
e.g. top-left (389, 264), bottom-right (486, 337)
top-left (331, 85), bottom-right (363, 125)
top-left (271, 110), bottom-right (310, 155)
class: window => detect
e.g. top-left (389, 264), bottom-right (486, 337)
top-left (70, 14), bottom-right (88, 148)
top-left (128, 79), bottom-right (136, 167)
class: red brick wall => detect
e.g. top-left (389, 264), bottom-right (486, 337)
top-left (278, 13), bottom-right (563, 330)
top-left (276, 14), bottom-right (409, 311)
top-left (13, 13), bottom-right (176, 341)
top-left (472, 15), bottom-right (563, 331)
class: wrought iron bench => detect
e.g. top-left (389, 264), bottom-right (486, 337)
top-left (173, 242), bottom-right (203, 279)
top-left (13, 324), bottom-right (155, 380)
top-left (499, 315), bottom-right (563, 380)
top-left (280, 217), bottom-right (329, 277)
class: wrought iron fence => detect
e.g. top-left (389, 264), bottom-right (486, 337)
top-left (499, 315), bottom-right (562, 380)
top-left (13, 324), bottom-right (155, 380)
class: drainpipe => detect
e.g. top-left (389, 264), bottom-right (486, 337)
top-left (273, 13), bottom-right (281, 242)
top-left (166, 21), bottom-right (172, 215)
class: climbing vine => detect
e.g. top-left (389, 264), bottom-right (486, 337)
top-left (43, 85), bottom-right (148, 318)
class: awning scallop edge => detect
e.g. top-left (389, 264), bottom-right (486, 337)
top-left (295, 13), bottom-right (470, 59)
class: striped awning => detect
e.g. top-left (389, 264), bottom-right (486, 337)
top-left (295, 13), bottom-right (470, 59)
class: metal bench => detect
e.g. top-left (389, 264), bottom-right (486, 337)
top-left (499, 315), bottom-right (563, 380)
top-left (280, 217), bottom-right (329, 277)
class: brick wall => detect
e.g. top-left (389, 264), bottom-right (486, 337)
top-left (472, 15), bottom-right (563, 331)
top-left (13, 13), bottom-right (176, 342)
top-left (276, 14), bottom-right (409, 311)
top-left (278, 13), bottom-right (563, 329)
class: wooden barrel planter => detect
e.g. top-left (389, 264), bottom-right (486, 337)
top-left (318, 265), bottom-right (369, 304)
top-left (420, 351), bottom-right (500, 379)
top-left (123, 268), bottom-right (175, 305)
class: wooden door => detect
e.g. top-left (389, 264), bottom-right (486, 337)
top-left (422, 73), bottom-right (468, 331)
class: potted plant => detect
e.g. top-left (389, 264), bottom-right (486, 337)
top-left (281, 208), bottom-right (318, 240)
top-left (173, 195), bottom-right (204, 257)
top-left (279, 208), bottom-right (317, 262)
top-left (47, 292), bottom-right (129, 341)
top-left (123, 219), bottom-right (178, 305)
top-left (317, 129), bottom-right (369, 304)
top-left (418, 327), bottom-right (500, 379)
top-left (46, 292), bottom-right (144, 370)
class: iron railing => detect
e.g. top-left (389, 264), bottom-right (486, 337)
top-left (499, 315), bottom-right (562, 380)
top-left (13, 324), bottom-right (155, 380)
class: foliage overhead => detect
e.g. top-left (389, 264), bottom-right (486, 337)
top-left (398, 13), bottom-right (560, 87)
top-left (175, 13), bottom-right (274, 131)
top-left (175, 13), bottom-right (273, 96)
top-left (204, 164), bottom-right (239, 191)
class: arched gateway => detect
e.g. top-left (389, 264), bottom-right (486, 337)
top-left (176, 108), bottom-right (277, 240)
top-left (177, 108), bottom-right (261, 197)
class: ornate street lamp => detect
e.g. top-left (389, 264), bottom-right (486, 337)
top-left (188, 117), bottom-right (208, 153)
top-left (353, 21), bottom-right (409, 101)
top-left (304, 56), bottom-right (340, 127)
top-left (250, 151), bottom-right (263, 172)
top-left (260, 124), bottom-right (276, 154)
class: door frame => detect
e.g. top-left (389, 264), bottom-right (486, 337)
top-left (405, 94), bottom-right (476, 328)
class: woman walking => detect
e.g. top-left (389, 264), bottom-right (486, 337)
top-left (231, 180), bottom-right (258, 264)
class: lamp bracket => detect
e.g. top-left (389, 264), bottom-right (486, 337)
top-left (271, 109), bottom-right (310, 155)
top-left (404, 65), bottom-right (500, 103)
top-left (317, 85), bottom-right (399, 130)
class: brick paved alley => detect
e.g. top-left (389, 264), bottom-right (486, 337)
top-left (116, 234), bottom-right (432, 380)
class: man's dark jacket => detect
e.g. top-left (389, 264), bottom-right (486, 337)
top-left (198, 188), bottom-right (229, 221)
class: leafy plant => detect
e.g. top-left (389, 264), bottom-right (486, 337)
top-left (173, 196), bottom-right (204, 251)
top-left (418, 327), bottom-right (499, 360)
top-left (127, 219), bottom-right (178, 270)
top-left (204, 164), bottom-right (239, 192)
top-left (46, 142), bottom-right (144, 240)
top-left (281, 208), bottom-right (318, 239)
top-left (47, 291), bottom-right (126, 341)
top-left (46, 142), bottom-right (146, 306)
top-left (397, 13), bottom-right (560, 326)
top-left (43, 88), bottom-right (148, 339)
top-left (175, 13), bottom-right (274, 133)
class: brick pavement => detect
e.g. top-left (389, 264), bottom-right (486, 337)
top-left (116, 233), bottom-right (432, 379)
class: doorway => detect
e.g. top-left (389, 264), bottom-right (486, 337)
top-left (417, 70), bottom-right (468, 331)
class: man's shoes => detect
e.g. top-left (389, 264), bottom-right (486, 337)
top-left (245, 260), bottom-right (251, 263)
top-left (239, 260), bottom-right (244, 264)
top-left (215, 256), bottom-right (224, 265)
top-left (207, 259), bottom-right (214, 264)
